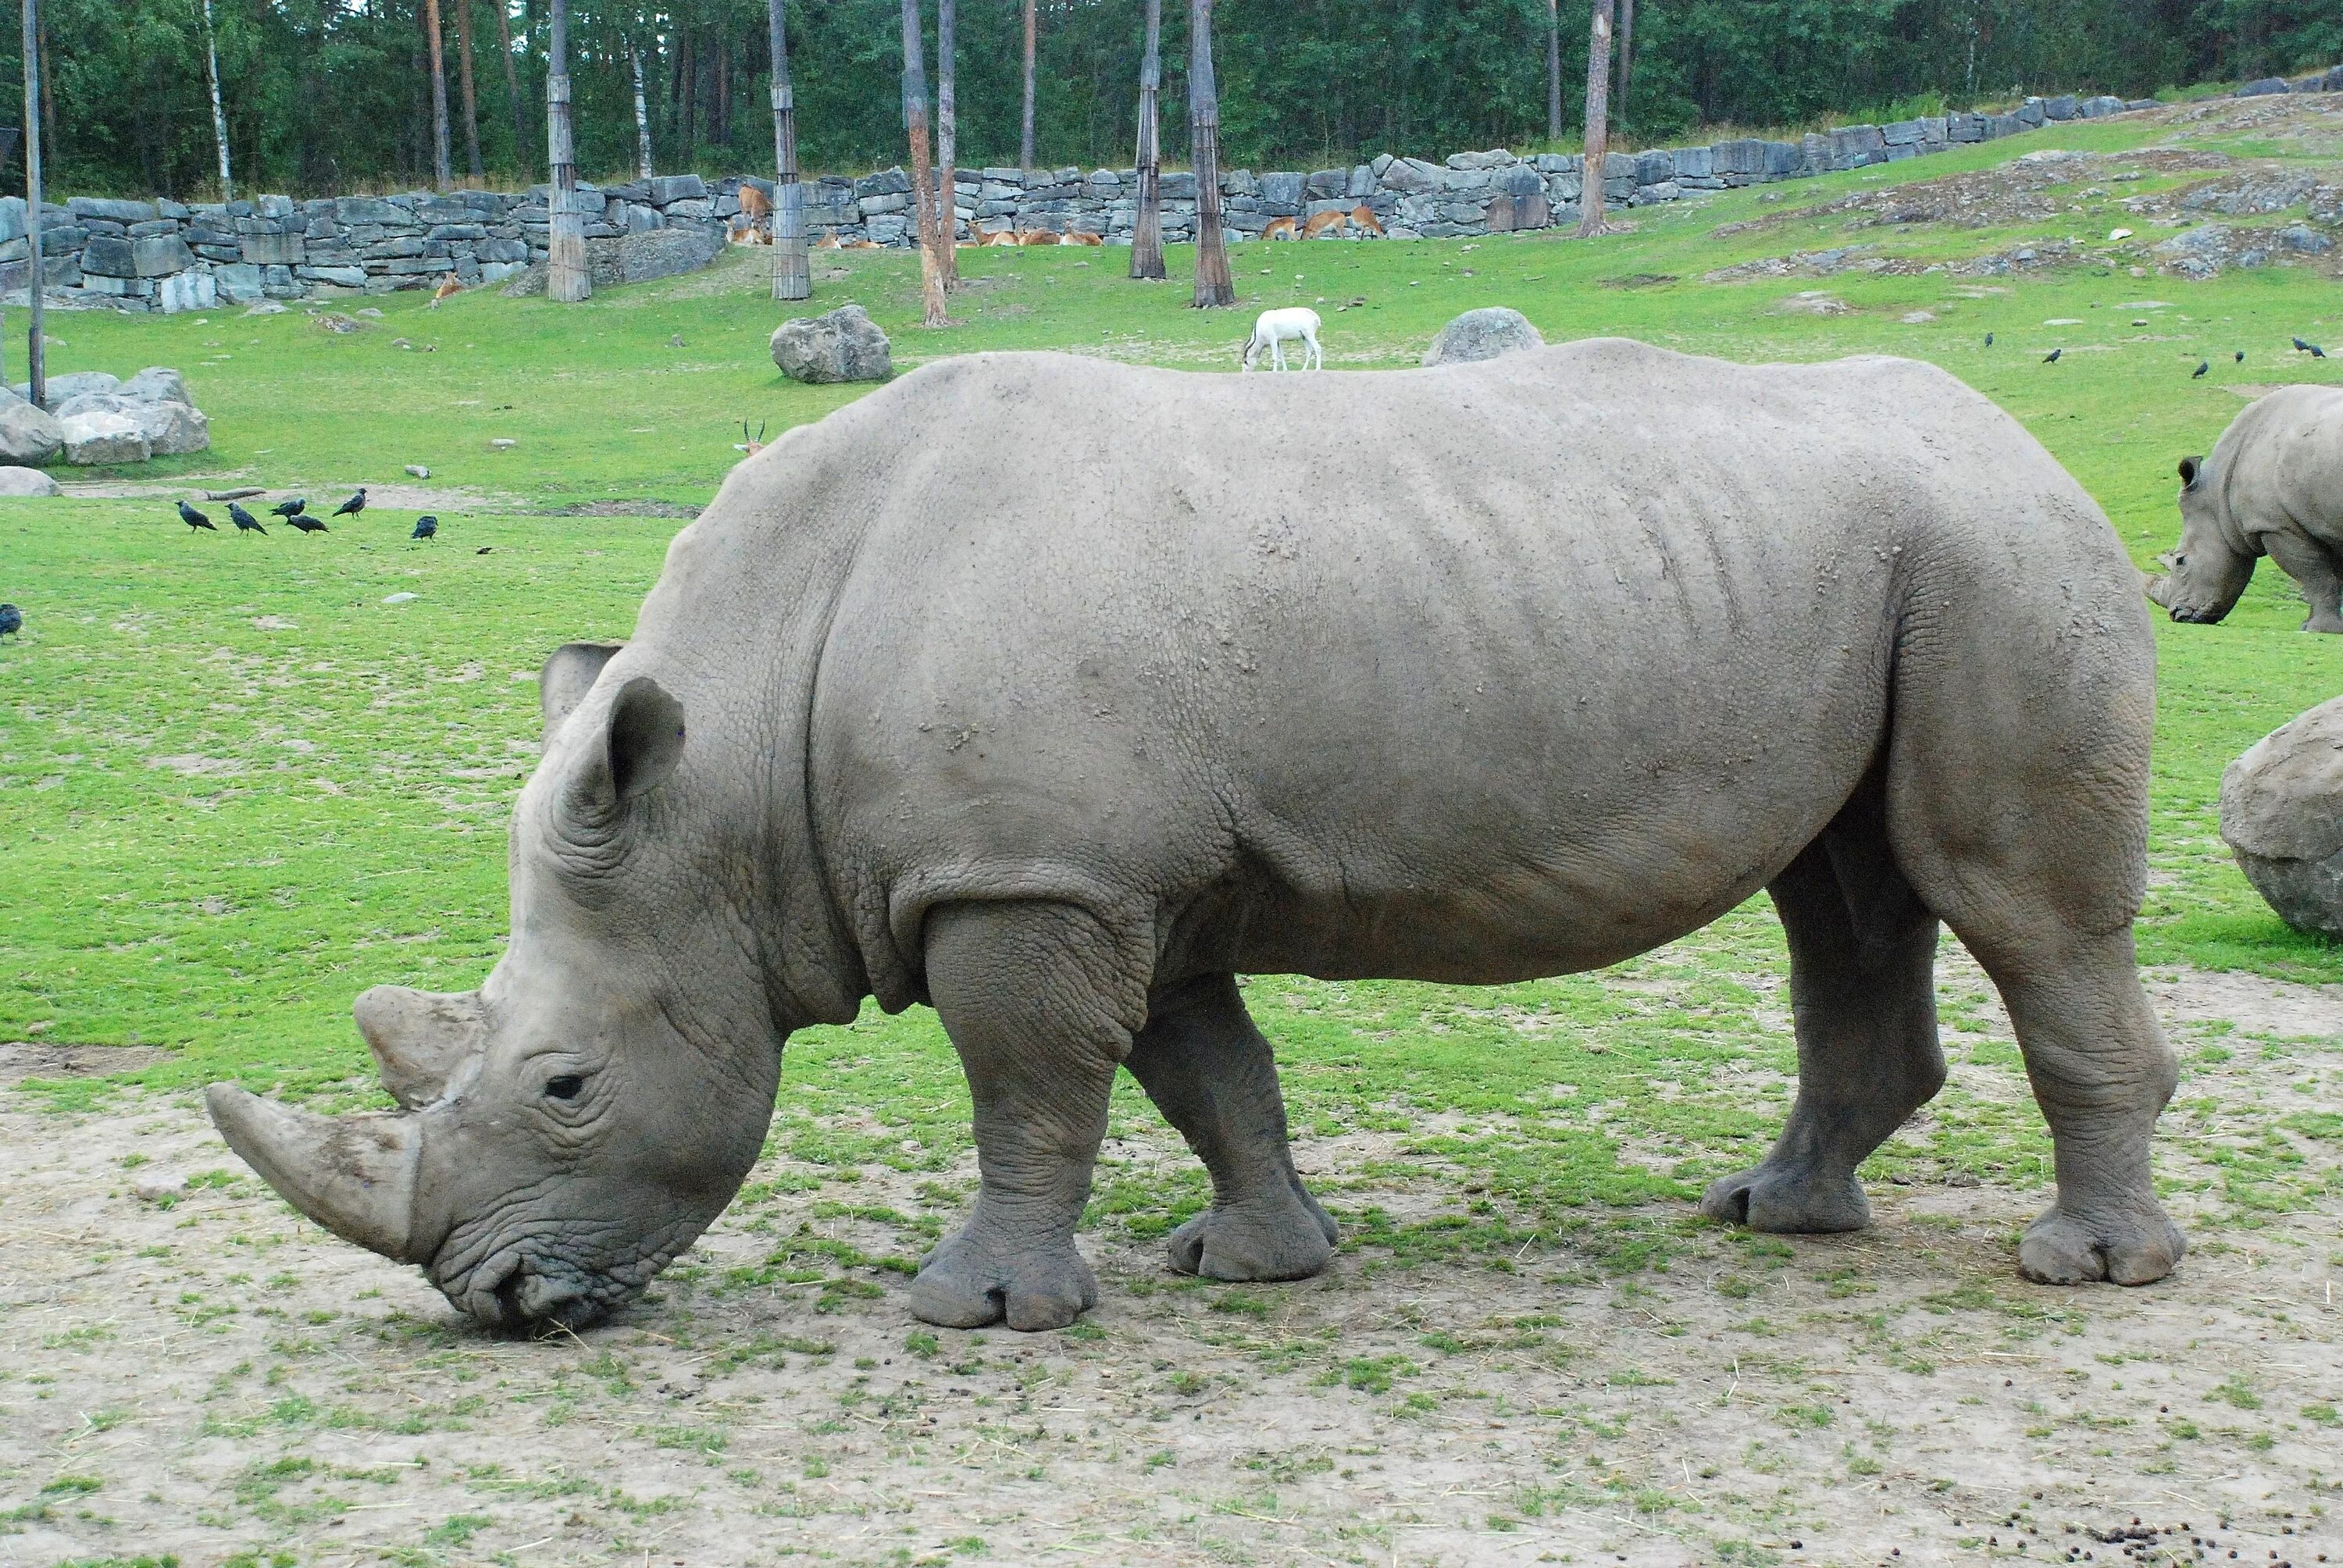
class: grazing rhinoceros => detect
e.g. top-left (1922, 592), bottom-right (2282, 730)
top-left (208, 340), bottom-right (2185, 1335)
top-left (2148, 383), bottom-right (2343, 633)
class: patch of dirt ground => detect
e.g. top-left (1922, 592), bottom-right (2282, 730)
top-left (2, 964), bottom-right (2337, 1567)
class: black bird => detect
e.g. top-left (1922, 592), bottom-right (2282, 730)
top-left (2235, 350), bottom-right (2246, 363)
top-left (0, 604), bottom-right (20, 641)
top-left (287, 515), bottom-right (330, 535)
top-left (2042, 347), bottom-right (2062, 363)
top-left (229, 503), bottom-right (268, 536)
top-left (177, 500), bottom-right (216, 532)
top-left (1985, 332), bottom-right (1995, 347)
top-left (412, 515), bottom-right (438, 541)
top-left (2293, 337), bottom-right (2314, 351)
top-left (2311, 344), bottom-right (2329, 359)
top-left (270, 496), bottom-right (308, 519)
top-left (332, 488), bottom-right (369, 519)
top-left (2193, 361), bottom-right (2209, 378)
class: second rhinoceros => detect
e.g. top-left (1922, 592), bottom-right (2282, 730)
top-left (2149, 383), bottom-right (2343, 633)
top-left (209, 340), bottom-right (2185, 1335)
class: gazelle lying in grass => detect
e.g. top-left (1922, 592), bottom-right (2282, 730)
top-left (1263, 205), bottom-right (1385, 241)
top-left (1242, 306), bottom-right (1322, 371)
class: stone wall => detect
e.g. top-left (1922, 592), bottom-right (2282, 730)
top-left (5, 71), bottom-right (2338, 315)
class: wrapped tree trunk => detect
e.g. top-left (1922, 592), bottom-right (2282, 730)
top-left (496, 0), bottom-right (530, 179)
top-left (768, 0), bottom-right (809, 300)
top-left (545, 0), bottom-right (590, 301)
top-left (1127, 0), bottom-right (1163, 280)
top-left (201, 0), bottom-right (233, 200)
top-left (898, 0), bottom-right (948, 327)
top-left (1186, 0), bottom-right (1232, 308)
top-left (936, 0), bottom-right (958, 286)
top-left (425, 0), bottom-right (453, 190)
top-left (23, 0), bottom-right (45, 406)
top-left (631, 43), bottom-right (654, 177)
top-left (1019, 0), bottom-right (1036, 174)
top-left (1576, 0), bottom-right (1614, 237)
top-left (456, 0), bottom-right (484, 179)
top-left (1545, 0), bottom-right (1561, 142)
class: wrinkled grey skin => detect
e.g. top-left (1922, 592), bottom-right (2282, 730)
top-left (209, 340), bottom-right (2184, 1338)
top-left (2147, 384), bottom-right (2343, 633)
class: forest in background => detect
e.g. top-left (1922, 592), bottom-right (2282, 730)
top-left (9, 0), bottom-right (2342, 200)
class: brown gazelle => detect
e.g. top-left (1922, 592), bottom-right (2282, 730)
top-left (1261, 216), bottom-right (1297, 241)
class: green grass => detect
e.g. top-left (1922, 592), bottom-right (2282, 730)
top-left (2, 111), bottom-right (2338, 1245)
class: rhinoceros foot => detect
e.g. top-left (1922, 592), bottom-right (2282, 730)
top-left (1700, 1160), bottom-right (1871, 1234)
top-left (908, 1227), bottom-right (1099, 1331)
top-left (2018, 1202), bottom-right (2186, 1286)
top-left (1167, 1178), bottom-right (1339, 1281)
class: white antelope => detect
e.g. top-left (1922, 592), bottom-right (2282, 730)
top-left (1241, 306), bottom-right (1323, 372)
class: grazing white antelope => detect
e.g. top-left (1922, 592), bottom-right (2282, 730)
top-left (734, 419), bottom-right (768, 458)
top-left (1241, 306), bottom-right (1322, 372)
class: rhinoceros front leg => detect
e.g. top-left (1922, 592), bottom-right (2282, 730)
top-left (1703, 812), bottom-right (1946, 1235)
top-left (2259, 532), bottom-right (2343, 633)
top-left (1124, 974), bottom-right (1337, 1282)
top-left (908, 900), bottom-right (1140, 1331)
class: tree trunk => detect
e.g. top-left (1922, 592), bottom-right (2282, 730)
top-left (1614, 0), bottom-right (1635, 127)
top-left (677, 28), bottom-right (697, 157)
top-left (631, 43), bottom-right (654, 176)
top-left (546, 0), bottom-right (590, 301)
top-left (1128, 0), bottom-right (1163, 280)
top-left (1544, 0), bottom-right (1561, 142)
top-left (424, 0), bottom-right (453, 189)
top-left (715, 31), bottom-right (730, 148)
top-left (37, 16), bottom-right (56, 162)
top-left (768, 0), bottom-right (808, 299)
top-left (936, 0), bottom-right (958, 286)
top-left (899, 0), bottom-right (948, 326)
top-left (1576, 0), bottom-right (1614, 237)
top-left (1187, 0), bottom-right (1232, 307)
top-left (455, 0), bottom-right (484, 179)
top-left (200, 0), bottom-right (233, 200)
top-left (497, 0), bottom-right (530, 178)
top-left (1019, 0), bottom-right (1036, 173)
top-left (23, 0), bottom-right (45, 407)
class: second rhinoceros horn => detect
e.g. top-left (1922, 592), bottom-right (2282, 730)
top-left (205, 1085), bottom-right (423, 1263)
top-left (354, 985), bottom-right (487, 1109)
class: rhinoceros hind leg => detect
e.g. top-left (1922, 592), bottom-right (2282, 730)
top-left (1126, 975), bottom-right (1337, 1282)
top-left (1703, 782), bottom-right (1945, 1236)
top-left (908, 900), bottom-right (1143, 1331)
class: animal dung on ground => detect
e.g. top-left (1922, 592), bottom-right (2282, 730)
top-left (405, 465), bottom-right (430, 479)
top-left (380, 591), bottom-right (418, 604)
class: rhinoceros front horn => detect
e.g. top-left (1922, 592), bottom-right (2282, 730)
top-left (205, 1085), bottom-right (422, 1263)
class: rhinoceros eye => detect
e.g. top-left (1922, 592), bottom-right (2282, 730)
top-left (544, 1074), bottom-right (585, 1101)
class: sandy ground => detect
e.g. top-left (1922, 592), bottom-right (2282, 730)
top-left (1, 961), bottom-right (2337, 1568)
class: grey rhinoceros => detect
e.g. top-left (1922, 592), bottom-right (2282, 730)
top-left (2149, 383), bottom-right (2343, 633)
top-left (209, 340), bottom-right (2185, 1335)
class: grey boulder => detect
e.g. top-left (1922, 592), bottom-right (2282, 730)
top-left (1421, 306), bottom-right (1546, 367)
top-left (0, 399), bottom-right (63, 465)
top-left (120, 367), bottom-right (191, 404)
top-left (134, 400), bottom-right (212, 456)
top-left (59, 411), bottom-right (152, 465)
top-left (770, 304), bottom-right (893, 384)
top-left (2220, 695), bottom-right (2343, 938)
top-left (12, 370), bottom-right (119, 405)
top-left (0, 465), bottom-right (59, 495)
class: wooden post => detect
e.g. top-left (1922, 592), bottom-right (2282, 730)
top-left (425, 0), bottom-right (453, 190)
top-left (200, 0), bottom-right (232, 201)
top-left (495, 0), bottom-right (530, 179)
top-left (936, 0), bottom-right (958, 285)
top-left (1187, 0), bottom-right (1232, 308)
top-left (1127, 0), bottom-right (1163, 280)
top-left (768, 0), bottom-right (808, 299)
top-left (455, 0), bottom-right (484, 180)
top-left (1576, 0), bottom-right (1614, 237)
top-left (545, 0), bottom-right (590, 301)
top-left (1018, 0), bottom-right (1036, 175)
top-left (898, 0), bottom-right (947, 326)
top-left (23, 0), bottom-right (45, 405)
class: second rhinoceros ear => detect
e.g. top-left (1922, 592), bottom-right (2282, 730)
top-left (540, 642), bottom-right (625, 739)
top-left (2177, 455), bottom-right (2203, 490)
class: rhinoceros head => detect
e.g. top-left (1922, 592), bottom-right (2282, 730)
top-left (208, 643), bottom-right (785, 1331)
top-left (2147, 454), bottom-right (2257, 625)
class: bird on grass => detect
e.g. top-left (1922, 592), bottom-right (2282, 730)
top-left (1985, 332), bottom-right (1994, 347)
top-left (0, 604), bottom-right (20, 641)
top-left (2194, 361), bottom-right (2209, 379)
top-left (412, 515), bottom-right (438, 541)
top-left (228, 503), bottom-right (268, 536)
top-left (287, 514), bottom-right (330, 535)
top-left (2042, 348), bottom-right (2062, 363)
top-left (2303, 342), bottom-right (2329, 360)
top-left (2235, 350), bottom-right (2246, 363)
top-left (270, 496), bottom-right (308, 519)
top-left (178, 501), bottom-right (216, 532)
top-left (332, 488), bottom-right (369, 519)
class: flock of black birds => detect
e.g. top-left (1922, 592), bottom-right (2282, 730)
top-left (177, 487), bottom-right (442, 542)
top-left (2013, 334), bottom-right (2327, 370)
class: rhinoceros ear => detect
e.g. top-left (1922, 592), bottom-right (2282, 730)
top-left (564, 675), bottom-right (686, 818)
top-left (2177, 455), bottom-right (2202, 490)
top-left (540, 642), bottom-right (625, 739)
